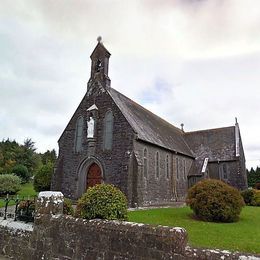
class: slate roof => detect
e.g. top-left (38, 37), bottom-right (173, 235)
top-left (185, 126), bottom-right (236, 162)
top-left (108, 88), bottom-right (194, 157)
top-left (188, 160), bottom-right (204, 177)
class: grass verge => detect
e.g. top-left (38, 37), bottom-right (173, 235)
top-left (128, 206), bottom-right (260, 254)
top-left (0, 182), bottom-right (37, 208)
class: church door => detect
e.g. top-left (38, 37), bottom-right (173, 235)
top-left (86, 163), bottom-right (102, 190)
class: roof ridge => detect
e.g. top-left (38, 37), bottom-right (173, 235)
top-left (185, 125), bottom-right (234, 135)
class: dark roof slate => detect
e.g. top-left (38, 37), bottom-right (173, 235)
top-left (108, 88), bottom-right (194, 157)
top-left (188, 159), bottom-right (204, 177)
top-left (185, 126), bottom-right (236, 162)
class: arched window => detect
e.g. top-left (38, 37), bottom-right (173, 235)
top-left (155, 152), bottom-right (159, 179)
top-left (75, 116), bottom-right (84, 152)
top-left (222, 163), bottom-right (228, 179)
top-left (143, 148), bottom-right (148, 178)
top-left (176, 157), bottom-right (179, 179)
top-left (166, 155), bottom-right (169, 179)
top-left (103, 111), bottom-right (113, 150)
top-left (183, 159), bottom-right (186, 180)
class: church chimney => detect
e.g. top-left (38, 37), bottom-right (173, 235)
top-left (88, 36), bottom-right (111, 89)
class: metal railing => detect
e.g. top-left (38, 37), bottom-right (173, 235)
top-left (0, 194), bottom-right (36, 223)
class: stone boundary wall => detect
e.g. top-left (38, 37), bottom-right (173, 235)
top-left (0, 191), bottom-right (259, 260)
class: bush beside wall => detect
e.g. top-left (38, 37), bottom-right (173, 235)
top-left (76, 184), bottom-right (128, 220)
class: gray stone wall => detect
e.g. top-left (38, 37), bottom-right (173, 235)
top-left (52, 89), bottom-right (135, 201)
top-left (134, 141), bottom-right (193, 206)
top-left (208, 160), bottom-right (247, 190)
top-left (0, 193), bottom-right (259, 260)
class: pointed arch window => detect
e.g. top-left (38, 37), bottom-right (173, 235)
top-left (75, 116), bottom-right (84, 152)
top-left (183, 159), bottom-right (186, 180)
top-left (222, 163), bottom-right (228, 180)
top-left (155, 152), bottom-right (159, 179)
top-left (166, 155), bottom-right (169, 179)
top-left (176, 157), bottom-right (179, 180)
top-left (103, 110), bottom-right (113, 150)
top-left (143, 148), bottom-right (148, 178)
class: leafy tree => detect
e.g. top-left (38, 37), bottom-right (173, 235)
top-left (0, 174), bottom-right (21, 195)
top-left (33, 162), bottom-right (54, 192)
top-left (0, 138), bottom-right (42, 178)
top-left (12, 164), bottom-right (30, 183)
top-left (247, 167), bottom-right (260, 188)
top-left (0, 138), bottom-right (56, 186)
top-left (23, 138), bottom-right (36, 151)
top-left (40, 149), bottom-right (57, 164)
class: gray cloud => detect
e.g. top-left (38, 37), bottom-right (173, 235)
top-left (0, 0), bottom-right (260, 168)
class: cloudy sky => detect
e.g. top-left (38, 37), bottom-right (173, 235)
top-left (1, 0), bottom-right (260, 169)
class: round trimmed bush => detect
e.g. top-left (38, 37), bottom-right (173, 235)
top-left (76, 184), bottom-right (128, 220)
top-left (0, 174), bottom-right (21, 195)
top-left (186, 179), bottom-right (245, 222)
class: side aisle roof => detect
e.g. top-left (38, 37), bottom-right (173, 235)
top-left (185, 126), bottom-right (236, 161)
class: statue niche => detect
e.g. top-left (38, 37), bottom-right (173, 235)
top-left (87, 116), bottom-right (95, 138)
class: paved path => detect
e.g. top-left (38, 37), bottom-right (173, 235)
top-left (0, 205), bottom-right (16, 214)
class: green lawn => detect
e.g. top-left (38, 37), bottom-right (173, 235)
top-left (128, 206), bottom-right (260, 254)
top-left (17, 182), bottom-right (37, 197)
top-left (0, 182), bottom-right (37, 208)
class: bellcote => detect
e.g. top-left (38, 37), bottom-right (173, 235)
top-left (88, 37), bottom-right (111, 89)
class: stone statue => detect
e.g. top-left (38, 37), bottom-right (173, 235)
top-left (87, 117), bottom-right (95, 138)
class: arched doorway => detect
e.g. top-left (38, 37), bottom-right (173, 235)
top-left (86, 163), bottom-right (102, 190)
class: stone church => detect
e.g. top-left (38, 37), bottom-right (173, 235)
top-left (51, 40), bottom-right (247, 207)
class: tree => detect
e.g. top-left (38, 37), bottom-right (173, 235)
top-left (12, 164), bottom-right (30, 183)
top-left (40, 149), bottom-right (57, 164)
top-left (33, 162), bottom-right (54, 192)
top-left (23, 138), bottom-right (36, 152)
top-left (247, 167), bottom-right (260, 188)
top-left (0, 138), bottom-right (41, 177)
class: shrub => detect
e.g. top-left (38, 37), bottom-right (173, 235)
top-left (255, 182), bottom-right (260, 190)
top-left (76, 184), bottom-right (128, 220)
top-left (33, 162), bottom-right (53, 192)
top-left (63, 198), bottom-right (74, 215)
top-left (0, 174), bottom-right (21, 195)
top-left (17, 200), bottom-right (35, 222)
top-left (241, 189), bottom-right (255, 205)
top-left (251, 190), bottom-right (260, 207)
top-left (241, 189), bottom-right (260, 206)
top-left (186, 179), bottom-right (245, 222)
top-left (12, 164), bottom-right (30, 183)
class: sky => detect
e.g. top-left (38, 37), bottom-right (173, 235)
top-left (0, 0), bottom-right (260, 169)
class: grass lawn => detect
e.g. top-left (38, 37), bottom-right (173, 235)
top-left (0, 182), bottom-right (37, 208)
top-left (128, 206), bottom-right (260, 254)
top-left (17, 182), bottom-right (37, 197)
